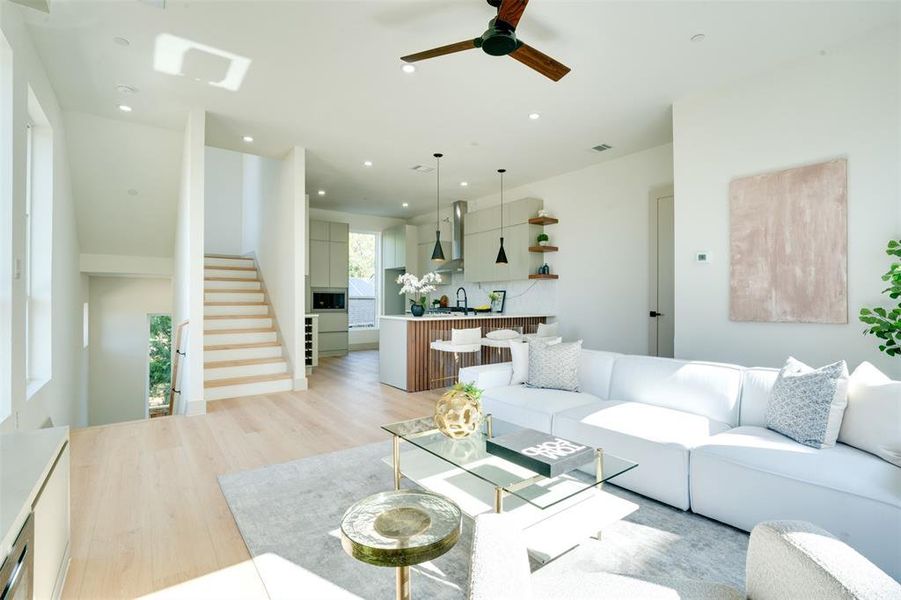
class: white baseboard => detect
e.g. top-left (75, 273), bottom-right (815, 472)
top-left (350, 342), bottom-right (378, 351)
top-left (293, 377), bottom-right (308, 391)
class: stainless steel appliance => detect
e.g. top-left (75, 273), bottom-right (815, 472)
top-left (1, 514), bottom-right (33, 600)
top-left (434, 200), bottom-right (467, 274)
top-left (311, 289), bottom-right (347, 312)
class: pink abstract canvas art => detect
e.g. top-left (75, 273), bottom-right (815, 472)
top-left (729, 158), bottom-right (848, 323)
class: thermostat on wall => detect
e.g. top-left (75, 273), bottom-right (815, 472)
top-left (696, 252), bottom-right (711, 263)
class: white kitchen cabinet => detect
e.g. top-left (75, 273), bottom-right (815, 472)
top-left (309, 240), bottom-right (330, 287)
top-left (463, 198), bottom-right (542, 282)
top-left (329, 221), bottom-right (349, 243)
top-left (329, 241), bottom-right (348, 288)
top-left (310, 219), bottom-right (330, 241)
top-left (318, 312), bottom-right (349, 333)
top-left (33, 443), bottom-right (69, 600)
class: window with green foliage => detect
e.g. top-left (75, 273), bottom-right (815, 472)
top-left (148, 314), bottom-right (172, 413)
top-left (349, 232), bottom-right (379, 329)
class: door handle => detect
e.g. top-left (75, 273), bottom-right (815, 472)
top-left (649, 310), bottom-right (664, 318)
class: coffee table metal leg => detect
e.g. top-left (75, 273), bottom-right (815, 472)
top-left (396, 565), bottom-right (411, 600)
top-left (595, 448), bottom-right (604, 540)
top-left (393, 435), bottom-right (401, 490)
top-left (494, 486), bottom-right (505, 513)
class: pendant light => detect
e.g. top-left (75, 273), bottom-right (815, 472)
top-left (431, 152), bottom-right (446, 263)
top-left (495, 168), bottom-right (508, 264)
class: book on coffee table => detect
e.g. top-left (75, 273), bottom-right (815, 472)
top-left (486, 430), bottom-right (594, 478)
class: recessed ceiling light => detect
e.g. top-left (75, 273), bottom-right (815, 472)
top-left (127, 188), bottom-right (138, 196)
top-left (113, 37), bottom-right (130, 47)
top-left (402, 202), bottom-right (409, 208)
top-left (317, 190), bottom-right (326, 196)
top-left (116, 84), bottom-right (137, 95)
top-left (243, 135), bottom-right (254, 143)
top-left (460, 181), bottom-right (468, 187)
top-left (691, 33), bottom-right (706, 43)
top-left (528, 112), bottom-right (540, 120)
top-left (118, 104), bottom-right (133, 112)
top-left (401, 63), bottom-right (416, 74)
top-left (363, 160), bottom-right (373, 167)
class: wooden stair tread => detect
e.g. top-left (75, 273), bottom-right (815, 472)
top-left (205, 357), bottom-right (285, 368)
top-left (205, 301), bottom-right (267, 306)
top-left (204, 314), bottom-right (270, 320)
top-left (204, 327), bottom-right (276, 335)
top-left (204, 341), bottom-right (280, 351)
top-left (204, 372), bottom-right (292, 388)
top-left (205, 253), bottom-right (252, 259)
top-left (205, 277), bottom-right (261, 282)
top-left (203, 265), bottom-right (257, 271)
top-left (204, 289), bottom-right (266, 294)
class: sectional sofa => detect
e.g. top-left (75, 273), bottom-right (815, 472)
top-left (459, 350), bottom-right (901, 580)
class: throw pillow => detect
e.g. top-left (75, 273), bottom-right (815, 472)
top-left (486, 329), bottom-right (521, 341)
top-left (526, 339), bottom-right (582, 392)
top-left (509, 337), bottom-right (561, 385)
top-left (536, 322), bottom-right (559, 338)
top-left (765, 357), bottom-right (849, 449)
top-left (838, 362), bottom-right (901, 466)
top-left (451, 327), bottom-right (481, 346)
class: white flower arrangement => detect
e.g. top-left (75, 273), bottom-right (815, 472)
top-left (396, 272), bottom-right (443, 306)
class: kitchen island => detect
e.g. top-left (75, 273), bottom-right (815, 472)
top-left (379, 314), bottom-right (549, 392)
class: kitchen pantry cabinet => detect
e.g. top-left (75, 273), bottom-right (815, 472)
top-left (463, 197), bottom-right (542, 282)
top-left (309, 220), bottom-right (349, 288)
top-left (382, 225), bottom-right (420, 271)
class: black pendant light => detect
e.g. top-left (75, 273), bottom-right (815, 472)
top-left (431, 152), bottom-right (446, 263)
top-left (495, 168), bottom-right (508, 264)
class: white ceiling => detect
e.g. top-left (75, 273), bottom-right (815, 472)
top-left (24, 0), bottom-right (899, 227)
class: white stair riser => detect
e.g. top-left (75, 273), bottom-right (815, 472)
top-left (204, 279), bottom-right (261, 290)
top-left (204, 331), bottom-right (276, 345)
top-left (205, 268), bottom-right (258, 280)
top-left (204, 361), bottom-right (287, 381)
top-left (205, 378), bottom-right (293, 401)
top-left (204, 317), bottom-right (272, 330)
top-left (204, 345), bottom-right (282, 362)
top-left (205, 257), bottom-right (255, 268)
top-left (204, 304), bottom-right (269, 316)
top-left (205, 291), bottom-right (264, 303)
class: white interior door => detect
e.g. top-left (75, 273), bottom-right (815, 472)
top-left (648, 191), bottom-right (675, 357)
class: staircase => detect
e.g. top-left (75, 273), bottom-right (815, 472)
top-left (203, 255), bottom-right (293, 401)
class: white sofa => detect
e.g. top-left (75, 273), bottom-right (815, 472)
top-left (459, 351), bottom-right (901, 580)
top-left (470, 515), bottom-right (901, 599)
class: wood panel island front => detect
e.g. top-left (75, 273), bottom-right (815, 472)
top-left (378, 314), bottom-right (549, 392)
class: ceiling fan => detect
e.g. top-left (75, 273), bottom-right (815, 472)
top-left (400, 0), bottom-right (571, 82)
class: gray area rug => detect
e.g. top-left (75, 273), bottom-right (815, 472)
top-left (218, 442), bottom-right (749, 599)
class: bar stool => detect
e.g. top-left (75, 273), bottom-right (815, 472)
top-left (481, 326), bottom-right (523, 364)
top-left (429, 327), bottom-right (482, 390)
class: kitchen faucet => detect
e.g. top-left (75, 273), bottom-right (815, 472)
top-left (456, 287), bottom-right (468, 314)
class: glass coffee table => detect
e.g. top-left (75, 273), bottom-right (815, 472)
top-left (383, 415), bottom-right (639, 561)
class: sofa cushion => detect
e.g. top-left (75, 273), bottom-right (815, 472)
top-left (691, 426), bottom-right (901, 579)
top-left (839, 361), bottom-right (901, 467)
top-left (553, 401), bottom-right (732, 510)
top-left (608, 356), bottom-right (743, 426)
top-left (578, 350), bottom-right (621, 399)
top-left (739, 367), bottom-right (778, 426)
top-left (481, 385), bottom-right (599, 434)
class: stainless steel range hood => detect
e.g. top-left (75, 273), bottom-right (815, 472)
top-left (434, 200), bottom-right (467, 273)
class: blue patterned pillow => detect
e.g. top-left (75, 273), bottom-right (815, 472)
top-left (765, 357), bottom-right (849, 448)
top-left (526, 339), bottom-right (582, 392)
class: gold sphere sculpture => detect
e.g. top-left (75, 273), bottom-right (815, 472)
top-left (435, 383), bottom-right (483, 439)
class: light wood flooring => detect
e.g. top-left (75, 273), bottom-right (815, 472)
top-left (63, 350), bottom-right (440, 599)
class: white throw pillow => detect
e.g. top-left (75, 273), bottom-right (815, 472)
top-left (509, 340), bottom-right (529, 385)
top-left (536, 322), bottom-right (558, 338)
top-left (765, 357), bottom-right (849, 449)
top-left (486, 329), bottom-right (521, 341)
top-left (451, 327), bottom-right (482, 346)
top-left (838, 362), bottom-right (901, 466)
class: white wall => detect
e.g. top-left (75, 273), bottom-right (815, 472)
top-left (204, 146), bottom-right (244, 255)
top-left (88, 277), bottom-right (171, 426)
top-left (673, 26), bottom-right (900, 377)
top-left (0, 2), bottom-right (85, 431)
top-left (80, 253), bottom-right (173, 278)
top-left (172, 108), bottom-right (205, 415)
top-left (463, 144), bottom-right (674, 354)
top-left (243, 148), bottom-right (307, 389)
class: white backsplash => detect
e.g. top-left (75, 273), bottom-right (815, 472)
top-left (431, 272), bottom-right (557, 317)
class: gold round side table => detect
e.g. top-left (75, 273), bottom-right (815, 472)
top-left (340, 490), bottom-right (462, 600)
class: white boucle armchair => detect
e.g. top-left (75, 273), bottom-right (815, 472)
top-left (469, 514), bottom-right (901, 600)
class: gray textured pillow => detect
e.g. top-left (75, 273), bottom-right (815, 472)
top-left (526, 339), bottom-right (582, 392)
top-left (765, 357), bottom-right (849, 449)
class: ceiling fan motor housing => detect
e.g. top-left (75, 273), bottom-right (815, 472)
top-left (480, 27), bottom-right (518, 56)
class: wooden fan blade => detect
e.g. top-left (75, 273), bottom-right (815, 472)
top-left (497, 0), bottom-right (529, 29)
top-left (401, 39), bottom-right (478, 63)
top-left (509, 42), bottom-right (571, 81)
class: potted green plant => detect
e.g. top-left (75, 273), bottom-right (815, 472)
top-left (396, 272), bottom-right (442, 317)
top-left (859, 239), bottom-right (901, 356)
top-left (537, 232), bottom-right (550, 247)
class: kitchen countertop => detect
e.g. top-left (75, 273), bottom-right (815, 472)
top-left (1, 426), bottom-right (68, 556)
top-left (380, 314), bottom-right (552, 321)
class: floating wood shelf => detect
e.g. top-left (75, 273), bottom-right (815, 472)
top-left (528, 216), bottom-right (559, 225)
top-left (529, 245), bottom-right (558, 253)
top-left (529, 274), bottom-right (559, 280)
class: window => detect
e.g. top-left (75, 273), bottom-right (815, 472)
top-left (348, 231), bottom-right (378, 329)
top-left (25, 86), bottom-right (52, 397)
top-left (147, 314), bottom-right (172, 418)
